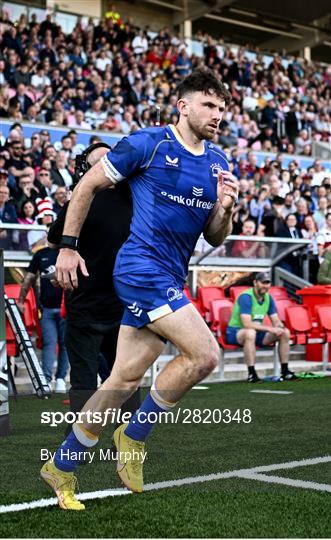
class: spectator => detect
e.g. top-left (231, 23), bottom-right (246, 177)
top-left (53, 186), bottom-right (68, 215)
top-left (27, 197), bottom-right (55, 253)
top-left (36, 167), bottom-right (56, 198)
top-left (302, 215), bottom-right (320, 283)
top-left (17, 199), bottom-right (37, 250)
top-left (17, 244), bottom-right (69, 392)
top-left (276, 213), bottom-right (303, 275)
top-left (9, 83), bottom-right (33, 115)
top-left (313, 196), bottom-right (328, 230)
top-left (231, 219), bottom-right (266, 258)
top-left (317, 250), bottom-right (331, 284)
top-left (226, 272), bottom-right (295, 382)
top-left (51, 151), bottom-right (74, 188)
top-left (0, 185), bottom-right (18, 249)
top-left (68, 109), bottom-right (91, 130)
top-left (317, 213), bottom-right (331, 262)
top-left (295, 198), bottom-right (309, 229)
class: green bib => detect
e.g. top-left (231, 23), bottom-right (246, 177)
top-left (228, 288), bottom-right (270, 328)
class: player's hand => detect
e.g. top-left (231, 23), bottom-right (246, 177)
top-left (271, 327), bottom-right (285, 337)
top-left (217, 171), bottom-right (238, 210)
top-left (17, 300), bottom-right (25, 314)
top-left (55, 248), bottom-right (89, 291)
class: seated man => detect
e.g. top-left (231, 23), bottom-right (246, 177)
top-left (226, 272), bottom-right (297, 382)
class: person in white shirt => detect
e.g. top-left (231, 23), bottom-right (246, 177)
top-left (317, 213), bottom-right (331, 261)
top-left (313, 197), bottom-right (328, 230)
top-left (311, 160), bottom-right (327, 187)
top-left (68, 110), bottom-right (91, 130)
top-left (95, 50), bottom-right (112, 72)
top-left (132, 31), bottom-right (148, 56)
top-left (31, 65), bottom-right (51, 91)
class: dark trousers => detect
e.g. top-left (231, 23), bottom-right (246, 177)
top-left (65, 320), bottom-right (141, 418)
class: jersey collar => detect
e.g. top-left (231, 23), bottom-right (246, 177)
top-left (168, 125), bottom-right (206, 157)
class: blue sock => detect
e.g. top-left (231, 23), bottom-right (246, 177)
top-left (125, 392), bottom-right (169, 441)
top-left (54, 429), bottom-right (96, 472)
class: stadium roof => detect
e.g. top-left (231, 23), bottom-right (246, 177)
top-left (142, 0), bottom-right (331, 61)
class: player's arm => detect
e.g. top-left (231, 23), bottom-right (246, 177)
top-left (56, 160), bottom-right (115, 290)
top-left (269, 297), bottom-right (286, 331)
top-left (203, 171), bottom-right (238, 247)
top-left (17, 272), bottom-right (37, 313)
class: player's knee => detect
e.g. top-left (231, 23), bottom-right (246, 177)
top-left (197, 344), bottom-right (220, 375)
top-left (281, 328), bottom-right (290, 341)
top-left (244, 329), bottom-right (256, 341)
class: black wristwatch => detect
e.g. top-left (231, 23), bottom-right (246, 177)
top-left (59, 235), bottom-right (79, 250)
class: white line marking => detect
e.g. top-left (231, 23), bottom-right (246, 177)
top-left (0, 455), bottom-right (330, 514)
top-left (250, 390), bottom-right (293, 395)
top-left (239, 472), bottom-right (331, 493)
top-left (192, 386), bottom-right (209, 390)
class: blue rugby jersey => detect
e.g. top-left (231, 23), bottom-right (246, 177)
top-left (101, 125), bottom-right (229, 284)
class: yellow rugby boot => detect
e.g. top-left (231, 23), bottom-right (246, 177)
top-left (40, 460), bottom-right (85, 510)
top-left (113, 423), bottom-right (145, 493)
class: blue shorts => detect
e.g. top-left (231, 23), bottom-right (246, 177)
top-left (113, 275), bottom-right (190, 329)
top-left (226, 327), bottom-right (267, 347)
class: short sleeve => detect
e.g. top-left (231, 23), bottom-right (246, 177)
top-left (27, 252), bottom-right (40, 275)
top-left (101, 130), bottom-right (150, 183)
top-left (237, 294), bottom-right (253, 315)
top-left (268, 296), bottom-right (277, 316)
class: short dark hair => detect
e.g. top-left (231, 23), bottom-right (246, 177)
top-left (177, 68), bottom-right (231, 105)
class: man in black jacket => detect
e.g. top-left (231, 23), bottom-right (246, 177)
top-left (276, 213), bottom-right (303, 276)
top-left (48, 142), bottom-right (141, 416)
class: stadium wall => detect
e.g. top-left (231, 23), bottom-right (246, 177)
top-left (47, 0), bottom-right (102, 18)
top-left (2, 120), bottom-right (331, 171)
top-left (102, 0), bottom-right (173, 30)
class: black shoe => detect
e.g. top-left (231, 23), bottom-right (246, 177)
top-left (282, 370), bottom-right (298, 381)
top-left (247, 372), bottom-right (262, 383)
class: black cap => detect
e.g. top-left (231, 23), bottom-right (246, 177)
top-left (255, 272), bottom-right (271, 283)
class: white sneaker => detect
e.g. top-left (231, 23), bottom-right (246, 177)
top-left (54, 378), bottom-right (66, 394)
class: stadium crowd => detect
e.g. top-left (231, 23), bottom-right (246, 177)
top-left (0, 7), bottom-right (331, 282)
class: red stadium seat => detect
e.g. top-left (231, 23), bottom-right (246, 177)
top-left (197, 286), bottom-right (225, 322)
top-left (184, 286), bottom-right (202, 314)
top-left (315, 305), bottom-right (331, 340)
top-left (210, 298), bottom-right (233, 334)
top-left (285, 305), bottom-right (316, 345)
top-left (229, 286), bottom-right (249, 302)
top-left (269, 286), bottom-right (290, 300)
top-left (275, 298), bottom-right (295, 322)
top-left (217, 301), bottom-right (237, 350)
top-left (4, 284), bottom-right (39, 335)
top-left (315, 305), bottom-right (331, 369)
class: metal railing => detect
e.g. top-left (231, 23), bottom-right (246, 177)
top-left (274, 266), bottom-right (312, 302)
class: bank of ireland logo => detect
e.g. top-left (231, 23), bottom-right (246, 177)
top-left (165, 155), bottom-right (179, 167)
top-left (127, 301), bottom-right (142, 317)
top-left (167, 287), bottom-right (183, 302)
top-left (192, 186), bottom-right (203, 197)
top-left (210, 163), bottom-right (223, 178)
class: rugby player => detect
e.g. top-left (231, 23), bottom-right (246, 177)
top-left (40, 69), bottom-right (239, 510)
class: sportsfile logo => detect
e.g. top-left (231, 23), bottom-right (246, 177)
top-left (192, 186), bottom-right (203, 197)
top-left (165, 155), bottom-right (179, 167)
top-left (160, 190), bottom-right (214, 210)
top-left (127, 301), bottom-right (142, 317)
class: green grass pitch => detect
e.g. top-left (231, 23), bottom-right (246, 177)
top-left (0, 378), bottom-right (330, 538)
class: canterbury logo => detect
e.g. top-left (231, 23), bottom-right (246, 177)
top-left (192, 186), bottom-right (203, 197)
top-left (165, 155), bottom-right (179, 166)
top-left (128, 301), bottom-right (142, 317)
